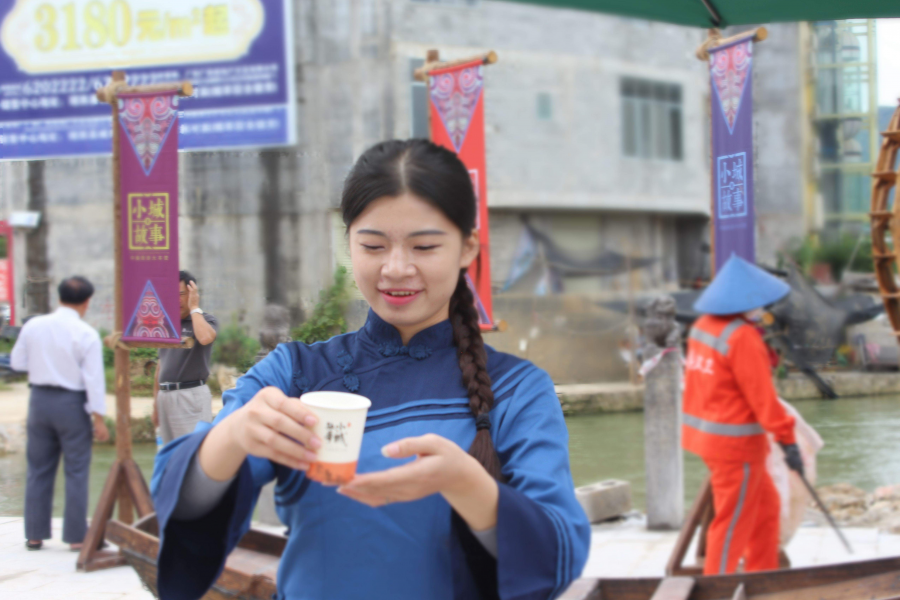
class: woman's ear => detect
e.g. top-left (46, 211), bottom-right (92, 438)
top-left (459, 231), bottom-right (480, 268)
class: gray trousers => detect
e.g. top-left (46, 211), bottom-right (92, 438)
top-left (158, 384), bottom-right (212, 444)
top-left (25, 387), bottom-right (92, 543)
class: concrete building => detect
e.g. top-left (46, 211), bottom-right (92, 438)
top-left (0, 1), bottom-right (813, 382)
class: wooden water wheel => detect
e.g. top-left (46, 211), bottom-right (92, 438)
top-left (871, 105), bottom-right (900, 341)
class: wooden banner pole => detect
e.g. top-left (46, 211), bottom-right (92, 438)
top-left (695, 27), bottom-right (767, 62)
top-left (413, 50), bottom-right (497, 82)
top-left (77, 72), bottom-right (192, 572)
top-left (108, 75), bottom-right (137, 529)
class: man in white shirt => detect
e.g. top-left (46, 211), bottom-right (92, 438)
top-left (11, 276), bottom-right (109, 552)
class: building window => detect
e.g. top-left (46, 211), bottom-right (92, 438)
top-left (621, 77), bottom-right (683, 161)
top-left (410, 58), bottom-right (429, 139)
top-left (536, 92), bottom-right (553, 121)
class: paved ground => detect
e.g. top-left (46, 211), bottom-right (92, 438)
top-left (0, 382), bottom-right (224, 425)
top-left (2, 515), bottom-right (900, 598)
top-left (0, 383), bottom-right (224, 453)
top-left (0, 516), bottom-right (153, 600)
top-left (582, 513), bottom-right (900, 577)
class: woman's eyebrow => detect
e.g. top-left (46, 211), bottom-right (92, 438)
top-left (355, 228), bottom-right (446, 238)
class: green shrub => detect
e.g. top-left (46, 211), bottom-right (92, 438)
top-left (781, 233), bottom-right (873, 282)
top-left (98, 414), bottom-right (156, 445)
top-left (98, 328), bottom-right (158, 369)
top-left (211, 317), bottom-right (260, 372)
top-left (105, 367), bottom-right (155, 396)
top-left (207, 371), bottom-right (222, 396)
top-left (99, 328), bottom-right (114, 368)
top-left (292, 266), bottom-right (350, 344)
top-left (131, 346), bottom-right (159, 361)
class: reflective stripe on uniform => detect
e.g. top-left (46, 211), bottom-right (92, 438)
top-left (720, 463), bottom-right (751, 574)
top-left (688, 329), bottom-right (728, 355)
top-left (683, 413), bottom-right (764, 437)
top-left (688, 318), bottom-right (745, 356)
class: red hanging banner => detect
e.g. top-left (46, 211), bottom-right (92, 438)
top-left (428, 59), bottom-right (493, 329)
top-left (0, 220), bottom-right (13, 323)
top-left (118, 91), bottom-right (181, 343)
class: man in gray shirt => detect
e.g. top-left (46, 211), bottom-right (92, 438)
top-left (152, 270), bottom-right (218, 444)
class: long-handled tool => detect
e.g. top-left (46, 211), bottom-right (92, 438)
top-left (798, 474), bottom-right (853, 554)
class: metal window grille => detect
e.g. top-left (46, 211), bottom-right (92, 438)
top-left (621, 77), bottom-right (683, 161)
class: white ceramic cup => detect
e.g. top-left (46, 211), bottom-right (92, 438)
top-left (299, 391), bottom-right (372, 485)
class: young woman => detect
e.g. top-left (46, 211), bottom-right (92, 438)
top-left (151, 140), bottom-right (590, 600)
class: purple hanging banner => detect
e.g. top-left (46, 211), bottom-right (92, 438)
top-left (118, 91), bottom-right (181, 343)
top-left (710, 39), bottom-right (755, 272)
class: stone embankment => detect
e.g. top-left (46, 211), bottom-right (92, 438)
top-left (817, 483), bottom-right (900, 533)
top-left (556, 372), bottom-right (900, 415)
top-left (777, 372), bottom-right (900, 401)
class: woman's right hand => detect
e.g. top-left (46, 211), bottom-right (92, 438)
top-left (229, 386), bottom-right (322, 470)
top-left (199, 387), bottom-right (321, 482)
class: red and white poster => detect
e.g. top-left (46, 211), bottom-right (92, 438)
top-left (0, 221), bottom-right (14, 323)
top-left (0, 259), bottom-right (9, 304)
top-left (428, 60), bottom-right (493, 329)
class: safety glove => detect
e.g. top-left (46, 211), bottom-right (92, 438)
top-left (779, 442), bottom-right (805, 477)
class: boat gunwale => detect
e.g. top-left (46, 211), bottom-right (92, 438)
top-left (563, 555), bottom-right (900, 600)
top-left (106, 517), bottom-right (283, 599)
top-left (109, 517), bottom-right (900, 600)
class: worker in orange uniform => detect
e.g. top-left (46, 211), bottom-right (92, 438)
top-left (683, 255), bottom-right (804, 575)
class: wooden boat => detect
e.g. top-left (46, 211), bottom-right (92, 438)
top-left (559, 556), bottom-right (900, 599)
top-left (105, 514), bottom-right (284, 599)
top-left (109, 513), bottom-right (900, 600)
top-left (557, 477), bottom-right (900, 599)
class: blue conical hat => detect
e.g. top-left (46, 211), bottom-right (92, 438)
top-left (693, 255), bottom-right (790, 315)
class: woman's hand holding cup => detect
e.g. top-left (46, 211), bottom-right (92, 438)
top-left (227, 386), bottom-right (322, 470)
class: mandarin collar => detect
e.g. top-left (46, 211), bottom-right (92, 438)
top-left (360, 309), bottom-right (454, 354)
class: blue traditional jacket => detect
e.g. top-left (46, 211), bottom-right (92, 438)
top-left (151, 310), bottom-right (590, 600)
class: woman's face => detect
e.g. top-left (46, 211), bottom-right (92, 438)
top-left (349, 193), bottom-right (479, 340)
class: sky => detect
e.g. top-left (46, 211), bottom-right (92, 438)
top-left (878, 19), bottom-right (900, 106)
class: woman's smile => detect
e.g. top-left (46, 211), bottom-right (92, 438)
top-left (379, 288), bottom-right (423, 305)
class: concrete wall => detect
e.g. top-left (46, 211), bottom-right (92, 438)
top-left (0, 0), bottom-right (397, 331)
top-left (348, 290), bottom-right (636, 384)
top-left (0, 158), bottom-right (115, 331)
top-left (392, 1), bottom-right (710, 215)
top-left (488, 293), bottom-right (633, 383)
top-left (489, 210), bottom-right (684, 293)
top-left (0, 0), bottom-right (715, 333)
top-left (0, 1), bottom-right (805, 358)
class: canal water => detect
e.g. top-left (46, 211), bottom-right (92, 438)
top-left (2, 396), bottom-right (900, 516)
top-left (568, 396), bottom-right (900, 509)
